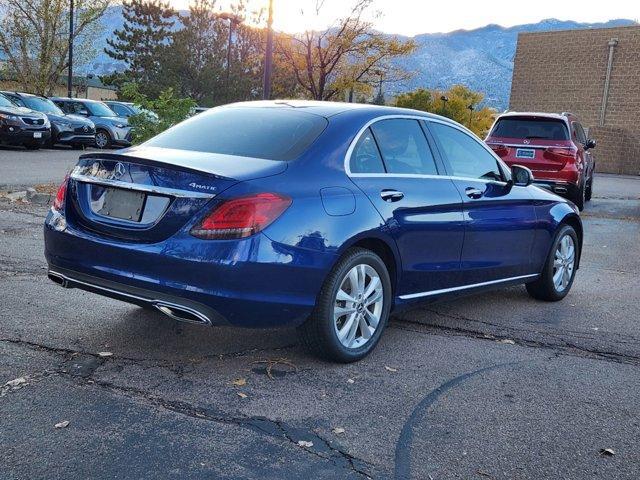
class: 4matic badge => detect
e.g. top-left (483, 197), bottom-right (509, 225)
top-left (189, 183), bottom-right (217, 192)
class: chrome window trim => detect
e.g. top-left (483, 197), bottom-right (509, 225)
top-left (344, 114), bottom-right (511, 185)
top-left (399, 273), bottom-right (539, 300)
top-left (70, 172), bottom-right (216, 199)
top-left (486, 142), bottom-right (550, 150)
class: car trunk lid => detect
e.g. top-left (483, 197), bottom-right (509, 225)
top-left (65, 147), bottom-right (287, 243)
top-left (487, 138), bottom-right (576, 172)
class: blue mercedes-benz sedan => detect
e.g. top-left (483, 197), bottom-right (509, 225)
top-left (45, 101), bottom-right (582, 362)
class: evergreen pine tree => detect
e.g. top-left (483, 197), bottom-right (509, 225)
top-left (104, 0), bottom-right (176, 97)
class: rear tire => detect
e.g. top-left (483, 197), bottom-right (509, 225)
top-left (585, 174), bottom-right (594, 202)
top-left (526, 225), bottom-right (578, 301)
top-left (298, 248), bottom-right (392, 363)
top-left (572, 177), bottom-right (586, 211)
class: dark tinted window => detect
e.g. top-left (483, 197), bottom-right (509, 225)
top-left (430, 122), bottom-right (503, 181)
top-left (145, 107), bottom-right (328, 161)
top-left (108, 103), bottom-right (130, 117)
top-left (350, 128), bottom-right (385, 173)
top-left (491, 117), bottom-right (569, 141)
top-left (370, 119), bottom-right (438, 175)
top-left (573, 122), bottom-right (587, 144)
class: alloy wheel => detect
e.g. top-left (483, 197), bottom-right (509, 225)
top-left (333, 264), bottom-right (384, 349)
top-left (553, 234), bottom-right (575, 292)
top-left (95, 132), bottom-right (109, 149)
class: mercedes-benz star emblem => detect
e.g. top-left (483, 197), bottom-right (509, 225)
top-left (523, 139), bottom-right (530, 144)
top-left (112, 162), bottom-right (126, 180)
top-left (83, 125), bottom-right (89, 132)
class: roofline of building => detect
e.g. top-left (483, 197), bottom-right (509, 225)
top-left (517, 23), bottom-right (640, 38)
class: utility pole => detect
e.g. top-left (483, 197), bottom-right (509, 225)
top-left (67, 0), bottom-right (74, 98)
top-left (262, 0), bottom-right (274, 100)
top-left (467, 104), bottom-right (475, 128)
top-left (220, 13), bottom-right (243, 96)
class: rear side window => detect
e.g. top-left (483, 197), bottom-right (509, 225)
top-left (430, 122), bottom-right (503, 181)
top-left (109, 103), bottom-right (129, 117)
top-left (573, 122), bottom-right (587, 145)
top-left (491, 117), bottom-right (569, 141)
top-left (370, 119), bottom-right (438, 175)
top-left (350, 128), bottom-right (385, 173)
top-left (145, 107), bottom-right (328, 161)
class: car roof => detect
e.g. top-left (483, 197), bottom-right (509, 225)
top-left (50, 97), bottom-right (101, 103)
top-left (1, 91), bottom-right (47, 99)
top-left (225, 100), bottom-right (454, 122)
top-left (497, 111), bottom-right (572, 122)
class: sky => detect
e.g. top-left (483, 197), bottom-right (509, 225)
top-left (169, 0), bottom-right (639, 36)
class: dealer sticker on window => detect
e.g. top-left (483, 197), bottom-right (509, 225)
top-left (516, 148), bottom-right (535, 159)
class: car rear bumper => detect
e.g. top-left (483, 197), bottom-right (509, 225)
top-left (533, 179), bottom-right (579, 198)
top-left (44, 214), bottom-right (337, 328)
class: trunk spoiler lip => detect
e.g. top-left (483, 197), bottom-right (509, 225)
top-left (79, 146), bottom-right (288, 181)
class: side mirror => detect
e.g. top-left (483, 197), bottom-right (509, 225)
top-left (585, 138), bottom-right (596, 150)
top-left (511, 164), bottom-right (533, 187)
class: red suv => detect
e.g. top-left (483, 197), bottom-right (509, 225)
top-left (485, 112), bottom-right (596, 210)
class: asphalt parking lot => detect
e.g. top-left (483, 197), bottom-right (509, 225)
top-left (1, 149), bottom-right (639, 479)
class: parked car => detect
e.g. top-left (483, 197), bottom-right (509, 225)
top-left (0, 92), bottom-right (50, 149)
top-left (45, 101), bottom-right (583, 362)
top-left (485, 112), bottom-right (596, 210)
top-left (103, 100), bottom-right (158, 121)
top-left (50, 97), bottom-right (132, 149)
top-left (1, 92), bottom-right (95, 149)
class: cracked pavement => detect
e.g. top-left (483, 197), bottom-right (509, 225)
top-left (1, 172), bottom-right (639, 479)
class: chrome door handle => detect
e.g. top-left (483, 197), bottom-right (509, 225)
top-left (465, 187), bottom-right (484, 199)
top-left (380, 189), bottom-right (404, 202)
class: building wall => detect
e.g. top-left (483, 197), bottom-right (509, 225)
top-left (0, 80), bottom-right (117, 101)
top-left (510, 25), bottom-right (640, 175)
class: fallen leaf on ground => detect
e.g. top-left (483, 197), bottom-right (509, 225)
top-left (347, 378), bottom-right (355, 384)
top-left (237, 392), bottom-right (248, 399)
top-left (600, 448), bottom-right (615, 456)
top-left (249, 358), bottom-right (298, 380)
top-left (498, 339), bottom-right (516, 345)
top-left (332, 427), bottom-right (345, 434)
top-left (54, 421), bottom-right (70, 429)
top-left (97, 352), bottom-right (113, 357)
top-left (5, 377), bottom-right (27, 388)
top-left (384, 366), bottom-right (398, 372)
top-left (297, 440), bottom-right (313, 448)
top-left (231, 378), bottom-right (247, 387)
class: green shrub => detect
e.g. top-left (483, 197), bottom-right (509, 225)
top-left (120, 82), bottom-right (197, 144)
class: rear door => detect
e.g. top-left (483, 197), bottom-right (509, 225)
top-left (347, 117), bottom-right (465, 297)
top-left (427, 120), bottom-right (538, 283)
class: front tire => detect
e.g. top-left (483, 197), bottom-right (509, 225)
top-left (526, 225), bottom-right (578, 301)
top-left (585, 174), bottom-right (594, 202)
top-left (95, 130), bottom-right (112, 149)
top-left (572, 177), bottom-right (586, 211)
top-left (298, 248), bottom-right (392, 362)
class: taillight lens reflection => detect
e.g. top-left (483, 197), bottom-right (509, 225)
top-left (191, 193), bottom-right (292, 240)
top-left (52, 174), bottom-right (69, 212)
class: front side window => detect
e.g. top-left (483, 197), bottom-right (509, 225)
top-left (350, 128), bottom-right (385, 173)
top-left (109, 103), bottom-right (130, 117)
top-left (430, 122), bottom-right (503, 181)
top-left (370, 119), bottom-right (438, 175)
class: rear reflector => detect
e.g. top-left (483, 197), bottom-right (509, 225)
top-left (52, 174), bottom-right (69, 212)
top-left (191, 193), bottom-right (292, 240)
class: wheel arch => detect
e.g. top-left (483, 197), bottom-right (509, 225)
top-left (560, 213), bottom-right (583, 269)
top-left (339, 233), bottom-right (402, 300)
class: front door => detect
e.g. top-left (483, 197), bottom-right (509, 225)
top-left (347, 117), bottom-right (465, 297)
top-left (427, 120), bottom-right (538, 284)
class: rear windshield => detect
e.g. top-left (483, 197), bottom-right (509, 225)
top-left (491, 117), bottom-right (569, 141)
top-left (145, 107), bottom-right (328, 161)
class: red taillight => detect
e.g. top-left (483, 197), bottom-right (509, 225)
top-left (544, 147), bottom-right (576, 161)
top-left (52, 175), bottom-right (69, 211)
top-left (191, 193), bottom-right (292, 240)
top-left (489, 144), bottom-right (509, 157)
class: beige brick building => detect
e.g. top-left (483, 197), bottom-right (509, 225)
top-left (510, 25), bottom-right (640, 175)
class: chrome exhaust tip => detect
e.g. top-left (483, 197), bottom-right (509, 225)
top-left (553, 186), bottom-right (568, 194)
top-left (153, 302), bottom-right (212, 326)
top-left (48, 271), bottom-right (71, 288)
